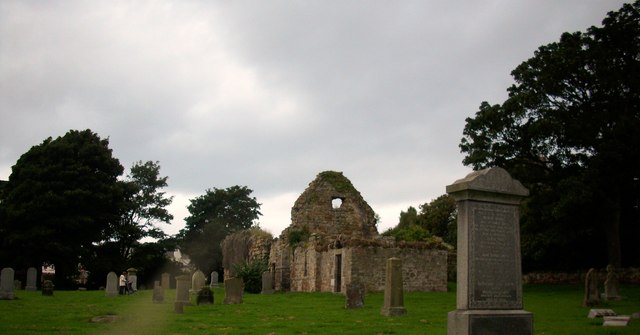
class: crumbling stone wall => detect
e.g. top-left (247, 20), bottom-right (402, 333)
top-left (222, 229), bottom-right (273, 280)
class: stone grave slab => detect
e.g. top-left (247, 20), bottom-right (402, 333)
top-left (261, 271), bottom-right (274, 294)
top-left (0, 268), bottom-right (15, 300)
top-left (224, 277), bottom-right (244, 304)
top-left (603, 315), bottom-right (631, 327)
top-left (105, 272), bottom-right (118, 297)
top-left (588, 309), bottom-right (616, 318)
top-left (345, 281), bottom-right (365, 309)
top-left (381, 257), bottom-right (406, 316)
top-left (25, 267), bottom-right (37, 291)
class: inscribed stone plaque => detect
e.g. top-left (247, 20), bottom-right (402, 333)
top-left (469, 314), bottom-right (533, 335)
top-left (468, 202), bottom-right (521, 310)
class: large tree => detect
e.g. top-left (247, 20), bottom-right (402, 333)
top-left (178, 186), bottom-right (261, 274)
top-left (460, 1), bottom-right (640, 270)
top-left (0, 129), bottom-right (124, 286)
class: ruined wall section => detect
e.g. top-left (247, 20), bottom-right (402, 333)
top-left (282, 171), bottom-right (378, 243)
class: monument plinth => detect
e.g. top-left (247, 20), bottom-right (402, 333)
top-left (446, 167), bottom-right (533, 335)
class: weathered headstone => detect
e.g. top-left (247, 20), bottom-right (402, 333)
top-left (192, 270), bottom-right (206, 293)
top-left (261, 271), bottom-right (274, 294)
top-left (196, 287), bottom-right (214, 305)
top-left (152, 280), bottom-right (164, 303)
top-left (42, 280), bottom-right (54, 296)
top-left (161, 272), bottom-right (171, 289)
top-left (381, 257), bottom-right (406, 316)
top-left (603, 315), bottom-right (631, 327)
top-left (224, 277), bottom-right (244, 304)
top-left (25, 267), bottom-right (37, 291)
top-left (175, 275), bottom-right (191, 306)
top-left (210, 271), bottom-right (219, 288)
top-left (345, 281), bottom-right (365, 309)
top-left (13, 280), bottom-right (21, 290)
top-left (0, 268), bottom-right (15, 300)
top-left (105, 272), bottom-right (118, 297)
top-left (127, 268), bottom-right (138, 292)
top-left (604, 264), bottom-right (621, 301)
top-left (583, 268), bottom-right (601, 307)
top-left (588, 309), bottom-right (617, 318)
top-left (446, 167), bottom-right (533, 335)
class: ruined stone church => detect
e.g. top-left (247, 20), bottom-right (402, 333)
top-left (266, 171), bottom-right (448, 293)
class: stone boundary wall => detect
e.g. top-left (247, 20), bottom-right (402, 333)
top-left (349, 247), bottom-right (448, 292)
top-left (523, 268), bottom-right (640, 285)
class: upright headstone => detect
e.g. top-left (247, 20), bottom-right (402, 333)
top-left (223, 277), bottom-right (244, 304)
top-left (196, 287), bottom-right (214, 305)
top-left (0, 268), bottom-right (15, 300)
top-left (14, 280), bottom-right (21, 290)
top-left (583, 268), bottom-right (601, 307)
top-left (175, 275), bottom-right (191, 306)
top-left (192, 270), bottom-right (206, 293)
top-left (345, 281), bottom-right (365, 309)
top-left (161, 272), bottom-right (171, 289)
top-left (105, 272), bottom-right (118, 297)
top-left (604, 264), bottom-right (621, 301)
top-left (41, 280), bottom-right (54, 296)
top-left (25, 267), bottom-right (37, 291)
top-left (381, 258), bottom-right (406, 316)
top-left (446, 167), bottom-right (533, 335)
top-left (127, 268), bottom-right (138, 292)
top-left (210, 271), bottom-right (219, 288)
top-left (261, 271), bottom-right (274, 294)
top-left (152, 280), bottom-right (164, 303)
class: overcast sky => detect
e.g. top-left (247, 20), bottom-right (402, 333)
top-left (0, 1), bottom-right (627, 237)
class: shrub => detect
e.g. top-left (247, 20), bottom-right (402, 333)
top-left (232, 258), bottom-right (268, 293)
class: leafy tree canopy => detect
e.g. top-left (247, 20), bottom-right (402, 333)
top-left (459, 1), bottom-right (640, 269)
top-left (0, 129), bottom-right (124, 286)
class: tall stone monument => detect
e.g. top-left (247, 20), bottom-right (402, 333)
top-left (447, 167), bottom-right (532, 335)
top-left (175, 275), bottom-right (191, 306)
top-left (161, 272), bottom-right (171, 289)
top-left (381, 257), bottom-right (406, 316)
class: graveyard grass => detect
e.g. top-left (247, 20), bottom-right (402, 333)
top-left (0, 284), bottom-right (638, 334)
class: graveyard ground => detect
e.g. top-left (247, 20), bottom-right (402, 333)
top-left (0, 284), bottom-right (638, 334)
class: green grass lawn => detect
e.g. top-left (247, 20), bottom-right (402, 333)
top-left (0, 284), bottom-right (638, 334)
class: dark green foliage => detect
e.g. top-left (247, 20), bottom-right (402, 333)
top-left (388, 195), bottom-right (457, 245)
top-left (0, 129), bottom-right (124, 287)
top-left (382, 224), bottom-right (431, 242)
top-left (232, 258), bottom-right (268, 294)
top-left (317, 171), bottom-right (357, 193)
top-left (178, 186), bottom-right (262, 276)
top-left (459, 1), bottom-right (640, 270)
top-left (287, 225), bottom-right (310, 248)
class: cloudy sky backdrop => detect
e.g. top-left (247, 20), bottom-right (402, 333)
top-left (0, 1), bottom-right (627, 237)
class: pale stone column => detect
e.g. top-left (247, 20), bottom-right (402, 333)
top-left (446, 167), bottom-right (532, 335)
top-left (381, 257), bottom-right (406, 316)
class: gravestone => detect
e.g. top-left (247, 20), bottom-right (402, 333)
top-left (588, 309), bottom-right (616, 318)
top-left (446, 167), bottom-right (533, 335)
top-left (161, 272), bottom-right (171, 289)
top-left (14, 280), bottom-right (21, 290)
top-left (261, 271), bottom-right (274, 294)
top-left (210, 271), bottom-right (219, 288)
top-left (192, 270), bottom-right (206, 293)
top-left (42, 280), bottom-right (54, 296)
top-left (25, 267), bottom-right (37, 291)
top-left (196, 287), bottom-right (214, 305)
top-left (127, 268), bottom-right (137, 292)
top-left (381, 257), bottom-right (406, 316)
top-left (224, 277), bottom-right (244, 304)
top-left (105, 272), bottom-right (118, 297)
top-left (152, 280), bottom-right (164, 303)
top-left (345, 281), bottom-right (365, 309)
top-left (583, 268), bottom-right (601, 307)
top-left (0, 268), bottom-right (15, 300)
top-left (175, 275), bottom-right (191, 306)
top-left (603, 315), bottom-right (631, 327)
top-left (604, 264), bottom-right (621, 301)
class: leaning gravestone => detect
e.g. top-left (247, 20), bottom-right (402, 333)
top-left (175, 275), bottom-right (191, 306)
top-left (25, 267), bottom-right (37, 291)
top-left (0, 268), bottom-right (15, 300)
top-left (583, 268), bottom-right (601, 307)
top-left (261, 271), bottom-right (274, 294)
top-left (604, 264), bottom-right (621, 301)
top-left (224, 277), bottom-right (244, 304)
top-left (192, 270), bottom-right (206, 293)
top-left (345, 281), bottom-right (365, 309)
top-left (105, 272), bottom-right (118, 297)
top-left (381, 257), bottom-right (406, 316)
top-left (447, 167), bottom-right (533, 335)
top-left (161, 272), bottom-right (171, 289)
top-left (152, 280), bottom-right (164, 304)
top-left (210, 271), bottom-right (219, 288)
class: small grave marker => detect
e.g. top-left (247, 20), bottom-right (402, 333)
top-left (224, 277), bottom-right (244, 304)
top-left (105, 272), bottom-right (118, 297)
